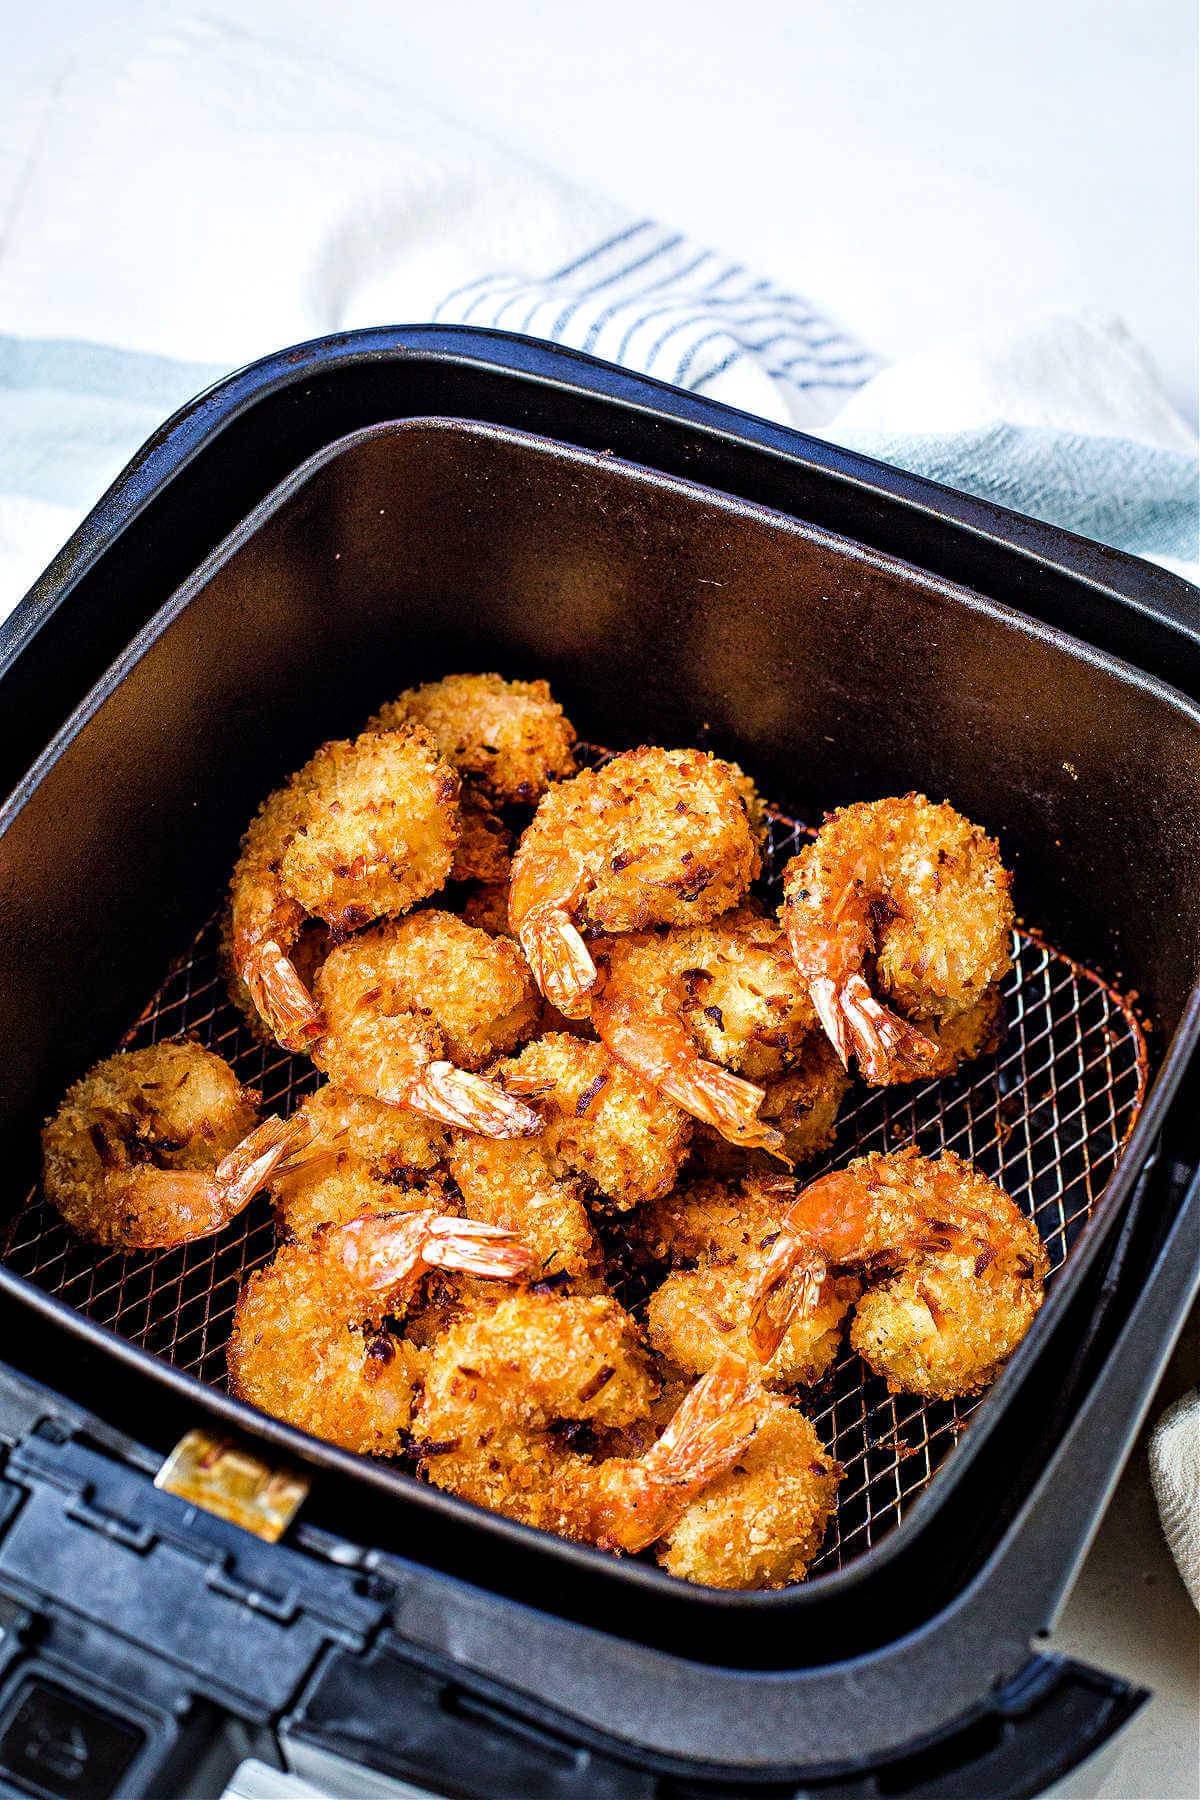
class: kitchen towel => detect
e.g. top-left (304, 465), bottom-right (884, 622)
top-left (0, 12), bottom-right (1196, 615)
top-left (1150, 1387), bottom-right (1200, 1610)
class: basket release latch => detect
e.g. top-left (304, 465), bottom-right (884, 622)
top-left (154, 1429), bottom-right (308, 1543)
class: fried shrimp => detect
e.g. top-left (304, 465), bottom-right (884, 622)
top-left (781, 795), bottom-right (1014, 1085)
top-left (657, 1395), bottom-right (839, 1589)
top-left (42, 1042), bottom-right (301, 1249)
top-left (269, 1083), bottom-right (449, 1240)
top-left (229, 725), bottom-right (461, 1049)
top-left (749, 1149), bottom-right (1049, 1398)
top-left (229, 1208), bottom-right (532, 1455)
top-left (313, 911), bottom-right (542, 1137)
top-left (372, 673), bottom-right (577, 806)
top-left (508, 747), bottom-right (761, 1017)
top-left (452, 791), bottom-right (514, 884)
top-left (689, 1036), bottom-right (851, 1178)
top-left (450, 1034), bottom-right (691, 1281)
top-left (591, 911), bottom-right (829, 1156)
top-left (638, 1179), bottom-right (859, 1389)
top-left (416, 1292), bottom-right (762, 1561)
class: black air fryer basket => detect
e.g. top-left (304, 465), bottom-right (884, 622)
top-left (0, 329), bottom-right (1196, 1800)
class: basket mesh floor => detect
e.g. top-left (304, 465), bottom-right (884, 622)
top-left (3, 789), bottom-right (1148, 1576)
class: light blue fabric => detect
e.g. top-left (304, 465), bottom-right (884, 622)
top-left (0, 335), bottom-right (225, 509)
top-left (1, 331), bottom-right (1196, 582)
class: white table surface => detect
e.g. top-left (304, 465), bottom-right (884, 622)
top-left (4, 6), bottom-right (1198, 1795)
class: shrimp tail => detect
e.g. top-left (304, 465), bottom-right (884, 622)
top-left (595, 1355), bottom-right (763, 1553)
top-left (213, 1114), bottom-right (312, 1218)
top-left (242, 939), bottom-right (324, 1051)
top-left (406, 1061), bottom-right (544, 1138)
top-left (422, 1215), bottom-right (535, 1281)
top-left (809, 975), bottom-right (851, 1070)
top-left (748, 1231), bottom-right (830, 1362)
top-left (840, 974), bottom-right (939, 1085)
top-left (663, 1058), bottom-right (787, 1158)
top-left (519, 911), bottom-right (597, 1017)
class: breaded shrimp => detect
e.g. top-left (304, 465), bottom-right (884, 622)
top-left (42, 1042), bottom-right (301, 1249)
top-left (452, 791), bottom-right (514, 884)
top-left (313, 911), bottom-right (542, 1137)
top-left (638, 1179), bottom-right (859, 1389)
top-left (591, 911), bottom-right (829, 1156)
top-left (750, 1149), bottom-right (1048, 1398)
top-left (372, 673), bottom-right (577, 806)
top-left (781, 795), bottom-right (1014, 1085)
top-left (230, 725), bottom-right (461, 1048)
top-left (657, 1396), bottom-right (839, 1589)
top-left (269, 1082), bottom-right (449, 1240)
top-left (450, 1035), bottom-right (690, 1282)
top-left (688, 1036), bottom-right (851, 1178)
top-left (460, 881), bottom-right (513, 939)
top-left (508, 748), bottom-right (760, 1017)
top-left (228, 1208), bottom-right (532, 1455)
top-left (416, 1292), bottom-right (762, 1560)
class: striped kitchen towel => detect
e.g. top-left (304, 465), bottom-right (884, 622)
top-left (0, 12), bottom-right (1195, 614)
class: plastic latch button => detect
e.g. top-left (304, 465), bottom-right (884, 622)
top-left (0, 1679), bottom-right (143, 1799)
top-left (154, 1430), bottom-right (309, 1543)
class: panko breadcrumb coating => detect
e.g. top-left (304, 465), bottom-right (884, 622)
top-left (688, 1035), bottom-right (851, 1179)
top-left (751, 1149), bottom-right (1048, 1398)
top-left (451, 791), bottom-right (514, 884)
top-left (372, 673), bottom-right (577, 806)
top-left (509, 747), bottom-right (761, 1017)
top-left (658, 1396), bottom-right (839, 1589)
top-left (638, 1178), bottom-right (859, 1389)
top-left (270, 1082), bottom-right (450, 1239)
top-left (500, 1033), bottom-right (692, 1210)
top-left (417, 1293), bottom-right (764, 1562)
top-left (450, 1034), bottom-right (690, 1281)
top-left (42, 1042), bottom-right (293, 1249)
top-left (312, 911), bottom-right (543, 1136)
top-left (782, 794), bottom-right (1014, 1085)
top-left (591, 911), bottom-right (831, 1156)
top-left (229, 723), bottom-right (460, 1047)
top-left (416, 1291), bottom-right (657, 1527)
top-left (229, 1209), bottom-right (531, 1455)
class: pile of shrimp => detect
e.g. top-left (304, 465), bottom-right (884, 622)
top-left (40, 671), bottom-right (1049, 1591)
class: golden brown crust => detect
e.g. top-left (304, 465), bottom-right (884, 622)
top-left (657, 1397), bottom-right (839, 1588)
top-left (271, 1082), bottom-right (450, 1239)
top-left (315, 910), bottom-right (542, 1086)
top-left (42, 1042), bottom-right (260, 1248)
top-left (639, 1178), bottom-right (858, 1388)
top-left (510, 746), bottom-right (760, 940)
top-left (372, 674), bottom-right (577, 806)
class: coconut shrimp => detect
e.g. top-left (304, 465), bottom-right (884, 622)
top-left (372, 673), bottom-right (577, 807)
top-left (228, 1207), bottom-right (532, 1455)
top-left (749, 1149), bottom-right (1049, 1398)
top-left (591, 910), bottom-right (833, 1157)
top-left (313, 911), bottom-right (542, 1137)
top-left (42, 1042), bottom-right (302, 1249)
top-left (450, 1033), bottom-right (692, 1282)
top-left (229, 725), bottom-right (461, 1049)
top-left (781, 795), bottom-right (1014, 1085)
top-left (269, 1082), bottom-right (451, 1240)
top-left (415, 1291), bottom-right (763, 1564)
top-left (688, 1036), bottom-right (851, 1179)
top-left (508, 748), bottom-right (761, 1018)
top-left (638, 1179), bottom-right (860, 1390)
top-left (657, 1395), bottom-right (840, 1589)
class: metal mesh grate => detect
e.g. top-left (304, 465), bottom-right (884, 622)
top-left (2, 789), bottom-right (1148, 1575)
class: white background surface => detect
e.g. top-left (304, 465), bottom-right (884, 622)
top-left (3, 0), bottom-right (1198, 423)
top-left (3, 4), bottom-right (1198, 1796)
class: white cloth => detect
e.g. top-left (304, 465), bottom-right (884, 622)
top-left (0, 12), bottom-right (1196, 613)
top-left (1150, 1387), bottom-right (1200, 1610)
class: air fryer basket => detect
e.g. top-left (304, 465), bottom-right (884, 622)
top-left (0, 777), bottom-right (1149, 1583)
top-left (0, 335), bottom-right (1196, 1796)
